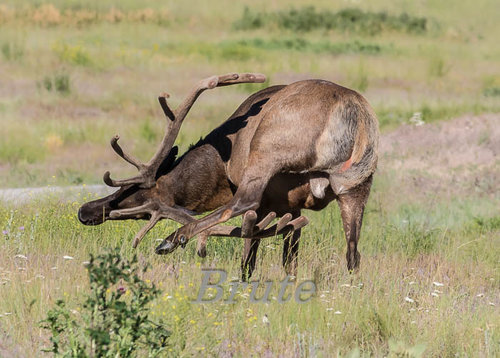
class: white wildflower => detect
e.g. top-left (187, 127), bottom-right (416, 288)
top-left (409, 112), bottom-right (424, 126)
top-left (262, 314), bottom-right (270, 325)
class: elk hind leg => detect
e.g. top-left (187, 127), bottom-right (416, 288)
top-left (337, 176), bottom-right (372, 272)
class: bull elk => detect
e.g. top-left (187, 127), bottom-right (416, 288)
top-left (78, 73), bottom-right (379, 279)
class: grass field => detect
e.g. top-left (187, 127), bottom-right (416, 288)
top-left (0, 0), bottom-right (499, 356)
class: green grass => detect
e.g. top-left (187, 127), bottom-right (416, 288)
top-left (0, 174), bottom-right (498, 356)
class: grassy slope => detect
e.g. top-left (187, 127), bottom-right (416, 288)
top-left (0, 1), bottom-right (499, 356)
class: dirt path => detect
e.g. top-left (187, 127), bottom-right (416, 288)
top-left (0, 185), bottom-right (114, 204)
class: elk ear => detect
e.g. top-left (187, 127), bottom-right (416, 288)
top-left (155, 146), bottom-right (179, 179)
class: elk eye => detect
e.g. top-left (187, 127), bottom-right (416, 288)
top-left (109, 199), bottom-right (120, 209)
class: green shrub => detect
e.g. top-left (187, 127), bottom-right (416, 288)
top-left (428, 55), bottom-right (450, 78)
top-left (53, 42), bottom-right (92, 66)
top-left (54, 72), bottom-right (71, 94)
top-left (38, 72), bottom-right (71, 95)
top-left (1, 41), bottom-right (24, 61)
top-left (40, 249), bottom-right (170, 357)
top-left (483, 86), bottom-right (500, 97)
top-left (233, 7), bottom-right (429, 35)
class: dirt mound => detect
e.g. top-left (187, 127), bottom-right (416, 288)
top-left (379, 113), bottom-right (499, 199)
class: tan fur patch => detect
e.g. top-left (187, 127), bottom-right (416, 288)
top-left (340, 157), bottom-right (353, 172)
top-left (351, 116), bottom-right (368, 164)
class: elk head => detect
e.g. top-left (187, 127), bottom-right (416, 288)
top-left (78, 73), bottom-right (266, 248)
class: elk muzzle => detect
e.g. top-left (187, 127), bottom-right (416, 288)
top-left (78, 201), bottom-right (109, 226)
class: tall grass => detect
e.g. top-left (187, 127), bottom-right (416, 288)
top-left (0, 185), bottom-right (498, 356)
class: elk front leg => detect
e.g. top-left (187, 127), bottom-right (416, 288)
top-left (337, 175), bottom-right (372, 272)
top-left (155, 174), bottom-right (270, 255)
top-left (283, 228), bottom-right (301, 277)
top-left (241, 238), bottom-right (261, 281)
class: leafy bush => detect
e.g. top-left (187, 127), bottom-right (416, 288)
top-left (39, 72), bottom-right (71, 95)
top-left (53, 42), bottom-right (92, 66)
top-left (1, 41), bottom-right (24, 61)
top-left (40, 249), bottom-right (170, 357)
top-left (483, 86), bottom-right (500, 97)
top-left (233, 7), bottom-right (429, 35)
top-left (428, 55), bottom-right (450, 78)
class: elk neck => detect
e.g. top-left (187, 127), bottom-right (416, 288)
top-left (155, 143), bottom-right (234, 214)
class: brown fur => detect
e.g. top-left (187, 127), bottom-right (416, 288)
top-left (79, 78), bottom-right (379, 278)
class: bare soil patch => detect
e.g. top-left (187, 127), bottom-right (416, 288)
top-left (379, 113), bottom-right (499, 199)
top-left (379, 114), bottom-right (500, 198)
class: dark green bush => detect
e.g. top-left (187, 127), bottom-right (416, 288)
top-left (40, 249), bottom-right (170, 357)
top-left (483, 86), bottom-right (500, 97)
top-left (39, 72), bottom-right (71, 95)
top-left (1, 41), bottom-right (24, 61)
top-left (233, 6), bottom-right (429, 35)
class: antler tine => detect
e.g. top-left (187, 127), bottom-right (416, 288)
top-left (109, 135), bottom-right (144, 170)
top-left (216, 73), bottom-right (266, 87)
top-left (276, 213), bottom-right (293, 232)
top-left (103, 171), bottom-right (146, 187)
top-left (241, 210), bottom-right (258, 237)
top-left (132, 213), bottom-right (160, 248)
top-left (146, 73), bottom-right (266, 176)
top-left (254, 212), bottom-right (276, 233)
top-left (109, 202), bottom-right (305, 252)
top-left (109, 200), bottom-right (199, 248)
top-left (103, 73), bottom-right (266, 189)
top-left (202, 212), bottom-right (309, 242)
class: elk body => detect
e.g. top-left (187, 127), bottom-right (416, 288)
top-left (78, 73), bottom-right (379, 279)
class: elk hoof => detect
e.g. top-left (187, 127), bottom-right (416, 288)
top-left (197, 245), bottom-right (207, 258)
top-left (155, 239), bottom-right (178, 255)
top-left (346, 250), bottom-right (361, 272)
